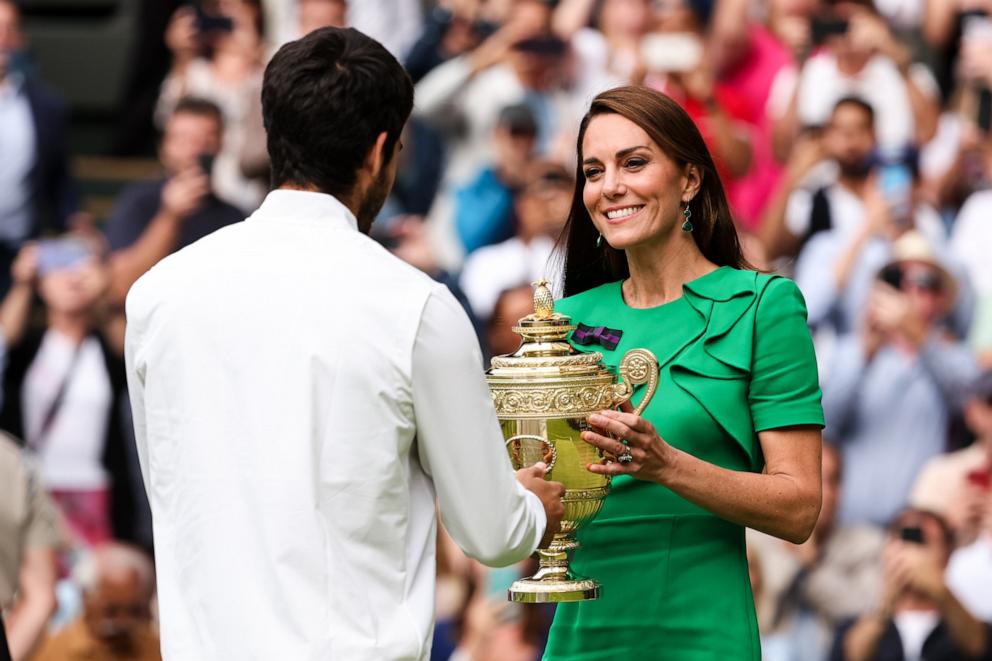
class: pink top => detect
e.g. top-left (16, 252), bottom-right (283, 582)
top-left (720, 25), bottom-right (793, 230)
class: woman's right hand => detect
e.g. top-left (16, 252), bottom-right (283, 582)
top-left (165, 7), bottom-right (199, 64)
top-left (581, 409), bottom-right (678, 484)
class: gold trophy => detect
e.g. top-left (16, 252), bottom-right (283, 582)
top-left (486, 280), bottom-right (659, 602)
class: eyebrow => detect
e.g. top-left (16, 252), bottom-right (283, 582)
top-left (582, 145), bottom-right (650, 166)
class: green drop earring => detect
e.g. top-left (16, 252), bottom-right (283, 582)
top-left (596, 233), bottom-right (604, 248)
top-left (681, 204), bottom-right (694, 232)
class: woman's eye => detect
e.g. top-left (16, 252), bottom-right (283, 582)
top-left (625, 158), bottom-right (647, 169)
top-left (583, 168), bottom-right (602, 179)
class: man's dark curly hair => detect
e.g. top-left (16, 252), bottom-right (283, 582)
top-left (261, 27), bottom-right (414, 198)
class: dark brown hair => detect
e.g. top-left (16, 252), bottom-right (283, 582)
top-left (559, 86), bottom-right (750, 297)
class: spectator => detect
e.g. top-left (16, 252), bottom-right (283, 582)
top-left (0, 235), bottom-right (143, 548)
top-left (642, 0), bottom-right (755, 187)
top-left (454, 103), bottom-right (538, 255)
top-left (158, 0), bottom-right (268, 211)
top-left (945, 394), bottom-right (992, 623)
top-left (104, 98), bottom-right (244, 306)
top-left (792, 144), bottom-right (950, 337)
top-left (0, 0), bottom-right (78, 296)
top-left (552, 0), bottom-right (651, 109)
top-left (830, 508), bottom-right (991, 661)
top-left (0, 432), bottom-right (60, 661)
top-left (460, 159), bottom-right (571, 323)
top-left (405, 0), bottom-right (499, 84)
top-left (770, 0), bottom-right (939, 161)
top-left (487, 285), bottom-right (534, 358)
top-left (710, 0), bottom-right (815, 227)
top-left (448, 561), bottom-right (552, 661)
top-left (764, 97), bottom-right (941, 264)
top-left (415, 0), bottom-right (577, 265)
top-left (298, 0), bottom-right (347, 36)
top-left (32, 543), bottom-right (159, 661)
top-left (950, 132), bottom-right (992, 363)
top-left (749, 442), bottom-right (884, 661)
top-left (822, 231), bottom-right (981, 527)
top-left (912, 372), bottom-right (992, 544)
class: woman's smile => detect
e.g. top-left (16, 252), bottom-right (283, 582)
top-left (603, 204), bottom-right (646, 223)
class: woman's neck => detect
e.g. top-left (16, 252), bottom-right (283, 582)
top-left (47, 311), bottom-right (90, 345)
top-left (623, 236), bottom-right (717, 308)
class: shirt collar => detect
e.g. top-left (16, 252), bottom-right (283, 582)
top-left (248, 189), bottom-right (358, 232)
top-left (0, 72), bottom-right (26, 100)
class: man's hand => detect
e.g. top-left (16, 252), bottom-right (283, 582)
top-left (164, 7), bottom-right (199, 65)
top-left (889, 541), bottom-right (948, 603)
top-left (515, 462), bottom-right (565, 549)
top-left (160, 166), bottom-right (210, 221)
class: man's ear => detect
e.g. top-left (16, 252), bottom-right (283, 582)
top-left (364, 131), bottom-right (390, 178)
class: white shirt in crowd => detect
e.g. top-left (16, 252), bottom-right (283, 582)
top-left (893, 610), bottom-right (940, 661)
top-left (951, 189), bottom-right (992, 297)
top-left (125, 190), bottom-right (546, 661)
top-left (23, 331), bottom-right (111, 490)
top-left (460, 235), bottom-right (556, 322)
top-left (769, 52), bottom-right (938, 152)
top-left (946, 535), bottom-right (992, 622)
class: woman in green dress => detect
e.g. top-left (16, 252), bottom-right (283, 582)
top-left (543, 86), bottom-right (824, 660)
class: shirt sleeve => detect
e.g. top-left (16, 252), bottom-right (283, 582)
top-left (103, 184), bottom-right (156, 253)
top-left (124, 279), bottom-right (152, 492)
top-left (749, 277), bottom-right (825, 432)
top-left (793, 232), bottom-right (841, 329)
top-left (412, 286), bottom-right (546, 567)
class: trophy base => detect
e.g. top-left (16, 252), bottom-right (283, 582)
top-left (508, 577), bottom-right (600, 603)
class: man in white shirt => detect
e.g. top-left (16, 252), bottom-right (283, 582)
top-left (124, 27), bottom-right (564, 661)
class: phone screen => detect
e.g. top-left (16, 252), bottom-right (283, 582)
top-left (879, 163), bottom-right (913, 223)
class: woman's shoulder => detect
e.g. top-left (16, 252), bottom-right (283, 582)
top-left (753, 272), bottom-right (806, 309)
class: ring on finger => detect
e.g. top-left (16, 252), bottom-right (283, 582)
top-left (618, 448), bottom-right (634, 464)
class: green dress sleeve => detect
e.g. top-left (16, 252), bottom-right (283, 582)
top-left (748, 276), bottom-right (825, 432)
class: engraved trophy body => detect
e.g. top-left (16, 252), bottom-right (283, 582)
top-left (486, 280), bottom-right (659, 603)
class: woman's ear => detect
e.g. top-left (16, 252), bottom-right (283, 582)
top-left (682, 164), bottom-right (703, 203)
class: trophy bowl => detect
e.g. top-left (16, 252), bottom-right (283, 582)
top-left (486, 280), bottom-right (659, 603)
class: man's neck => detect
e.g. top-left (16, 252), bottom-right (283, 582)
top-left (837, 174), bottom-right (869, 197)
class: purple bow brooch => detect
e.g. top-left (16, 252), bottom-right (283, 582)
top-left (571, 323), bottom-right (623, 351)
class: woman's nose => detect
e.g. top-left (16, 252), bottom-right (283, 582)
top-left (601, 168), bottom-right (626, 199)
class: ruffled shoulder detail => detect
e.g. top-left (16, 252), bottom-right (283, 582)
top-left (670, 269), bottom-right (784, 469)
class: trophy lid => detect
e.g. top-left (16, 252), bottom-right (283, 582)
top-left (488, 280), bottom-right (607, 375)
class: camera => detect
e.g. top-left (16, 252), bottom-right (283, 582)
top-left (899, 526), bottom-right (924, 544)
top-left (640, 33), bottom-right (703, 73)
top-left (191, 2), bottom-right (234, 34)
top-left (810, 16), bottom-right (849, 45)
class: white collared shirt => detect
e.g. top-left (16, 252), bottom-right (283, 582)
top-left (125, 190), bottom-right (546, 661)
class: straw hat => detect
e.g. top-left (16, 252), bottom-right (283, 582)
top-left (879, 230), bottom-right (958, 303)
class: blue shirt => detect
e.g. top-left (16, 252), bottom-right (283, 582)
top-left (0, 74), bottom-right (36, 244)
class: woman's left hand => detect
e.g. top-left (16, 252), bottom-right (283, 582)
top-left (581, 409), bottom-right (676, 482)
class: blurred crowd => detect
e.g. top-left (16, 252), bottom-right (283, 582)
top-left (1, 0), bottom-right (992, 659)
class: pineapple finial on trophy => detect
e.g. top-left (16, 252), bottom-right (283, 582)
top-left (532, 279), bottom-right (554, 320)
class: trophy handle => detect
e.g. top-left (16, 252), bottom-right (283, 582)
top-left (506, 435), bottom-right (558, 472)
top-left (615, 349), bottom-right (660, 417)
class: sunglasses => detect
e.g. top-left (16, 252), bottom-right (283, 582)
top-left (879, 264), bottom-right (943, 293)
